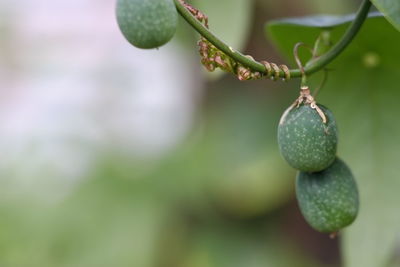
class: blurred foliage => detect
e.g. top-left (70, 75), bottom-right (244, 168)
top-left (2, 0), bottom-right (398, 267)
top-left (191, 0), bottom-right (252, 50)
top-left (0, 90), bottom-right (321, 267)
top-left (303, 0), bottom-right (355, 14)
top-left (267, 14), bottom-right (400, 267)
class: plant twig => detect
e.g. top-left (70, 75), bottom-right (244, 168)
top-left (174, 0), bottom-right (371, 79)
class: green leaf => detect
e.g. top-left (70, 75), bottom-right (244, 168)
top-left (268, 12), bottom-right (382, 28)
top-left (370, 0), bottom-right (400, 31)
top-left (267, 16), bottom-right (400, 267)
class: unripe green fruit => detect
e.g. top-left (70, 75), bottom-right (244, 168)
top-left (277, 104), bottom-right (338, 172)
top-left (296, 158), bottom-right (359, 233)
top-left (116, 0), bottom-right (178, 49)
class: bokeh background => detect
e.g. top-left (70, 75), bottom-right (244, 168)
top-left (0, 0), bottom-right (399, 266)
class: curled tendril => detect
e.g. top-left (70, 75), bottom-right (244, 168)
top-left (261, 61), bottom-right (272, 76)
top-left (280, 65), bottom-right (291, 81)
top-left (180, 0), bottom-right (290, 82)
top-left (270, 63), bottom-right (280, 81)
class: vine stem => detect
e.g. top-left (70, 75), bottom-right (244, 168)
top-left (174, 0), bottom-right (371, 79)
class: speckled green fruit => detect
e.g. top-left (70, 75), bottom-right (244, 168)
top-left (278, 104), bottom-right (338, 172)
top-left (116, 0), bottom-right (178, 49)
top-left (296, 158), bottom-right (359, 233)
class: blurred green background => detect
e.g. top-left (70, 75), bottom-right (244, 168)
top-left (0, 0), bottom-right (399, 266)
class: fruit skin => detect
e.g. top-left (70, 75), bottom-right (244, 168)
top-left (296, 158), bottom-right (359, 233)
top-left (277, 104), bottom-right (338, 172)
top-left (116, 0), bottom-right (178, 49)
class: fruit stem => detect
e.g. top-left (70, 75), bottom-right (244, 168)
top-left (174, 0), bottom-right (371, 79)
top-left (329, 232), bottom-right (339, 239)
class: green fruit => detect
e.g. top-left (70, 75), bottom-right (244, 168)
top-left (116, 0), bottom-right (178, 49)
top-left (296, 158), bottom-right (359, 233)
top-left (277, 104), bottom-right (338, 172)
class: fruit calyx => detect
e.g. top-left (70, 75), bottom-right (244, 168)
top-left (279, 86), bottom-right (327, 125)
